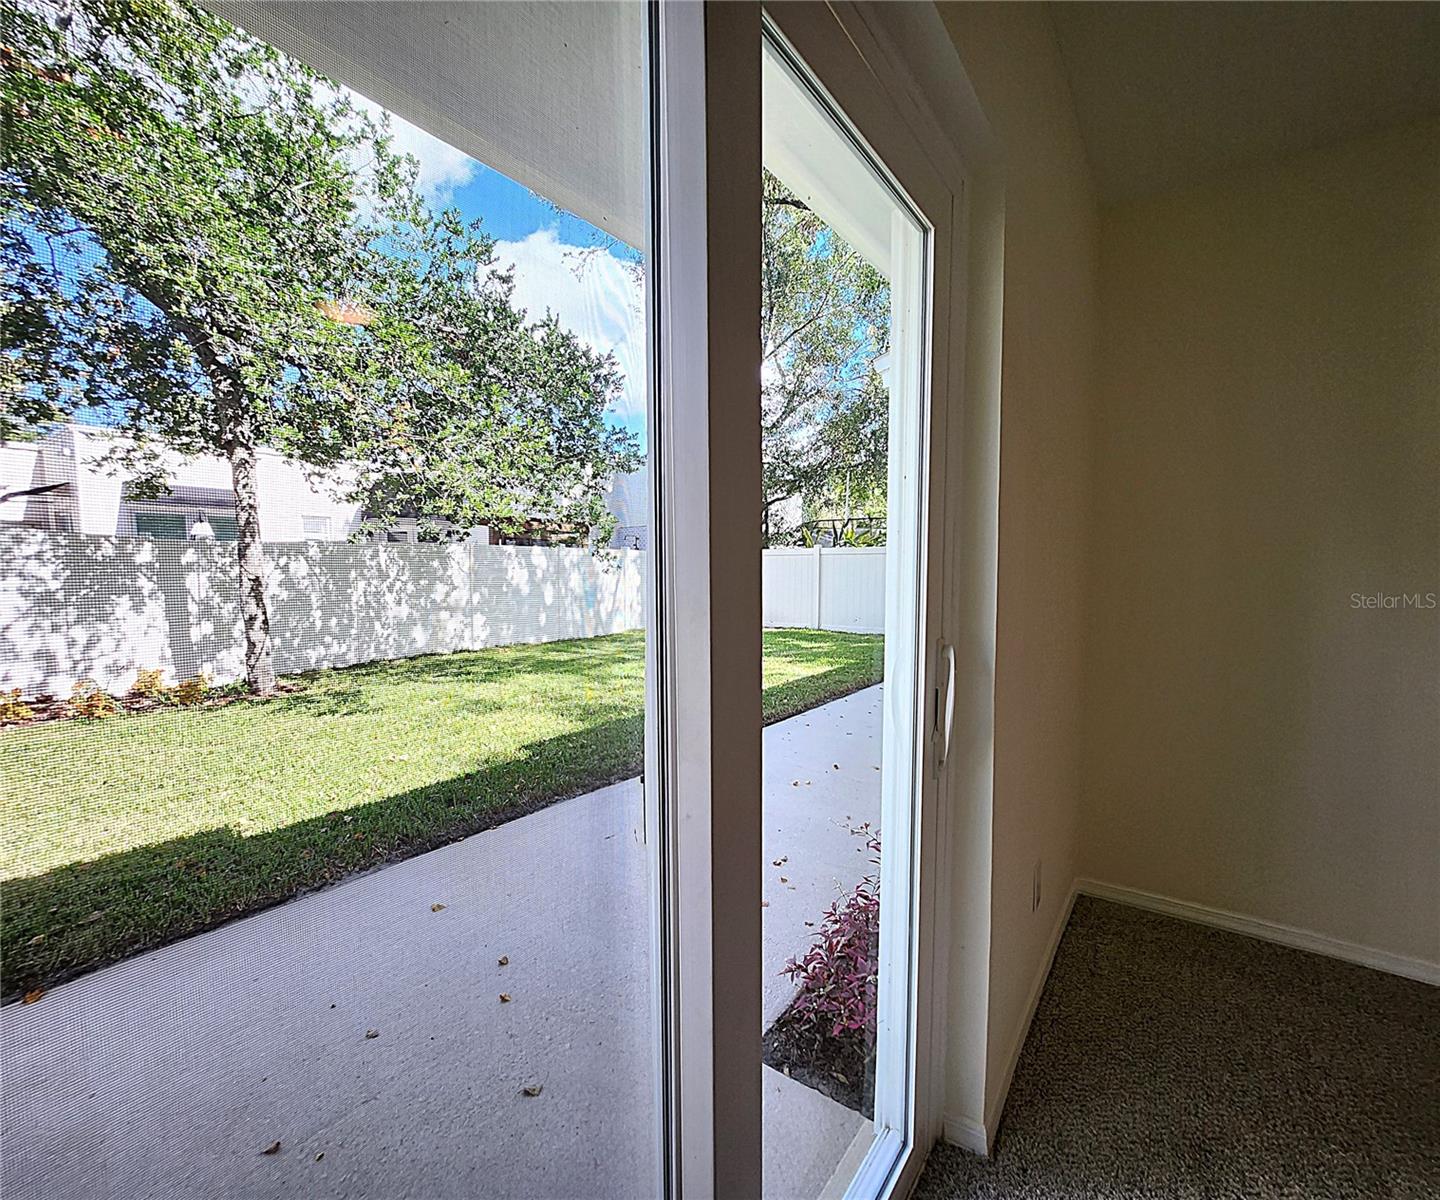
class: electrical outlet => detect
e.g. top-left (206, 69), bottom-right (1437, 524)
top-left (1031, 860), bottom-right (1042, 912)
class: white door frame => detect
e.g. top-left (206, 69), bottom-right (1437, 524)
top-left (651, 3), bottom-right (967, 1195)
top-left (648, 4), bottom-right (764, 1197)
top-left (759, 6), bottom-right (964, 1198)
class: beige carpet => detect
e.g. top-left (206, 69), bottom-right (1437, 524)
top-left (916, 896), bottom-right (1440, 1199)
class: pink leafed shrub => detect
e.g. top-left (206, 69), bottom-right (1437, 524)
top-left (782, 825), bottom-right (880, 1041)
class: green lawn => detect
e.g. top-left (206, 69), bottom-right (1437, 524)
top-left (1, 628), bottom-right (880, 996)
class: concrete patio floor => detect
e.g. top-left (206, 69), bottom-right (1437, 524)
top-left (1, 686), bottom-right (881, 1200)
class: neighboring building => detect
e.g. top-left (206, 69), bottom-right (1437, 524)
top-left (0, 423), bottom-right (636, 547)
top-left (0, 424), bottom-right (367, 543)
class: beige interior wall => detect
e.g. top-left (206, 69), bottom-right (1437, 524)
top-left (936, 2), bottom-right (1099, 1135)
top-left (1083, 118), bottom-right (1440, 966)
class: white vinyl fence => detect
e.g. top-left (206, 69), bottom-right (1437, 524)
top-left (762, 546), bottom-right (886, 635)
top-left (0, 531), bottom-right (886, 697)
top-left (0, 529), bottom-right (644, 697)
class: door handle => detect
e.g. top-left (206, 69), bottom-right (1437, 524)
top-left (935, 640), bottom-right (957, 770)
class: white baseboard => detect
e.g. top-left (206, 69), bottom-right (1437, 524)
top-left (939, 878), bottom-right (1435, 1168)
top-left (980, 883), bottom-right (1079, 1143)
top-left (939, 1113), bottom-right (989, 1157)
top-left (1076, 879), bottom-right (1440, 987)
top-left (942, 883), bottom-right (1079, 1157)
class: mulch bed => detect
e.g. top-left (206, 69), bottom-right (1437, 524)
top-left (1, 681), bottom-right (304, 728)
top-left (762, 997), bottom-right (875, 1118)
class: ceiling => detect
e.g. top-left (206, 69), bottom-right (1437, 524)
top-left (213, 2), bottom-right (646, 247)
top-left (1047, 2), bottom-right (1440, 205)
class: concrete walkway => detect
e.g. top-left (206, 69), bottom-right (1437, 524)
top-left (1, 687), bottom-right (881, 1200)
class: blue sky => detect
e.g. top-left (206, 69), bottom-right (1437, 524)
top-left (30, 78), bottom-right (649, 451)
top-left (372, 102), bottom-right (648, 449)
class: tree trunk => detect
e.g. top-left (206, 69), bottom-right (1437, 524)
top-left (226, 424), bottom-right (277, 695)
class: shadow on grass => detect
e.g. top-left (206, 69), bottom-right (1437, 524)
top-left (260, 634), bottom-right (645, 719)
top-left (2, 712), bottom-right (643, 1001)
top-left (761, 666), bottom-right (883, 726)
top-left (2, 631), bottom-right (879, 1002)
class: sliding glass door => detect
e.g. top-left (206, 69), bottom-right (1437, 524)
top-left (1, 4), bottom-right (951, 1197)
top-left (756, 10), bottom-right (954, 1199)
top-left (2, 2), bottom-right (667, 1196)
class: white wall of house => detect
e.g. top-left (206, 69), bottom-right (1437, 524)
top-left (0, 444), bottom-right (44, 525)
top-left (0, 424), bottom-right (366, 541)
top-left (1, 423), bottom-right (632, 546)
top-left (604, 469), bottom-right (648, 550)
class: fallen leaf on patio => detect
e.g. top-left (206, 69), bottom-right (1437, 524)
top-left (315, 1152), bottom-right (325, 1162)
top-left (804, 921), bottom-right (815, 927)
top-left (832, 763), bottom-right (840, 770)
top-left (364, 1029), bottom-right (379, 1039)
top-left (791, 780), bottom-right (800, 787)
top-left (22, 988), bottom-right (45, 1005)
top-left (498, 955), bottom-right (509, 966)
top-left (499, 993), bottom-right (512, 1003)
top-left (520, 1084), bottom-right (543, 1097)
top-left (262, 1141), bottom-right (281, 1156)
top-left (430, 903), bottom-right (446, 912)
top-left (779, 877), bottom-right (788, 884)
top-left (761, 900), bottom-right (770, 908)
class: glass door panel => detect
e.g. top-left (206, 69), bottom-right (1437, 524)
top-left (0, 3), bottom-right (663, 1197)
top-left (758, 21), bottom-right (938, 1199)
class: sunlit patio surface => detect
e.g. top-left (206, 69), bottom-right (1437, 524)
top-left (1, 687), bottom-right (881, 1200)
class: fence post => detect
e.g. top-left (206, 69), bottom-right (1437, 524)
top-left (811, 544), bottom-right (823, 629)
top-left (468, 538), bottom-right (479, 651)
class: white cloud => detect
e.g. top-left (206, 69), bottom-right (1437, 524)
top-left (346, 94), bottom-right (479, 207)
top-left (492, 228), bottom-right (647, 429)
top-left (380, 111), bottom-right (478, 205)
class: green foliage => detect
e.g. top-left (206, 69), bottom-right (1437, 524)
top-left (129, 668), bottom-right (166, 700)
top-left (837, 524), bottom-right (883, 548)
top-left (169, 672), bottom-right (209, 706)
top-left (2, 0), bottom-right (638, 508)
top-left (2, 629), bottom-right (882, 991)
top-left (1, 0), bottom-right (640, 683)
top-left (762, 171), bottom-right (890, 545)
top-left (0, 688), bottom-right (35, 724)
top-left (66, 679), bottom-right (116, 719)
